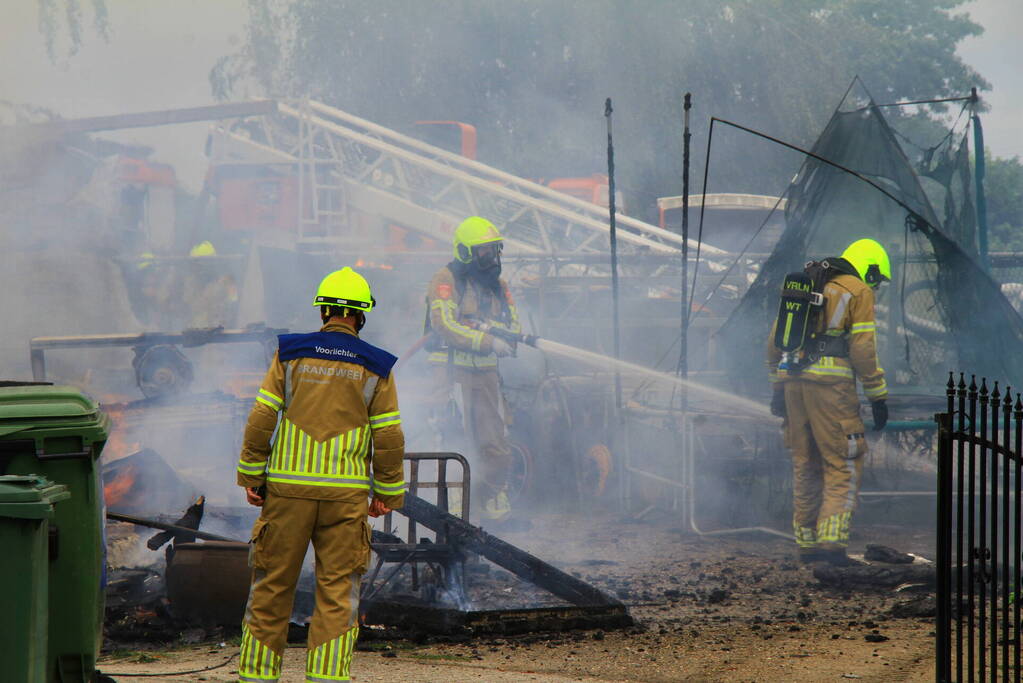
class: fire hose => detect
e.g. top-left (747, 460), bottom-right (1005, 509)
top-left (394, 325), bottom-right (539, 369)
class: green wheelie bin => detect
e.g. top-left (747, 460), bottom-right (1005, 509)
top-left (0, 475), bottom-right (70, 683)
top-left (0, 385), bottom-right (109, 682)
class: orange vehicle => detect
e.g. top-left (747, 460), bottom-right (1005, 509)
top-left (416, 121), bottom-right (621, 210)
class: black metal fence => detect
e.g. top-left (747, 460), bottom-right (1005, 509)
top-left (937, 373), bottom-right (1023, 682)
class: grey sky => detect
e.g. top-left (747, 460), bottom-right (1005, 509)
top-left (959, 0), bottom-right (1023, 159)
top-left (0, 0), bottom-right (247, 190)
top-left (0, 0), bottom-right (1019, 193)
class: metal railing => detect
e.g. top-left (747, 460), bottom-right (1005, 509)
top-left (936, 372), bottom-right (1023, 682)
top-left (363, 452), bottom-right (471, 606)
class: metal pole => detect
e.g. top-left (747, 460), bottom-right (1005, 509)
top-left (678, 93), bottom-right (692, 383)
top-left (971, 87), bottom-right (990, 272)
top-left (935, 409), bottom-right (953, 682)
top-left (605, 98), bottom-right (622, 413)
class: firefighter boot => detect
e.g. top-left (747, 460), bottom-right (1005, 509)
top-left (797, 547), bottom-right (827, 564)
top-left (483, 488), bottom-right (511, 522)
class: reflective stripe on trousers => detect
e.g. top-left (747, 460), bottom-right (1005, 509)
top-left (794, 525), bottom-right (817, 549)
top-left (239, 625), bottom-right (282, 682)
top-left (305, 626), bottom-right (359, 682)
top-left (817, 511), bottom-right (853, 545)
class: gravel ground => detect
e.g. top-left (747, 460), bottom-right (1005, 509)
top-left (100, 509), bottom-right (938, 682)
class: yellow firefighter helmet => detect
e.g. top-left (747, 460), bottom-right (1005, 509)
top-left (842, 238), bottom-right (891, 288)
top-left (453, 216), bottom-right (503, 263)
top-left (312, 267), bottom-right (375, 312)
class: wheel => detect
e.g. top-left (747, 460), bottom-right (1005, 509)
top-left (505, 440), bottom-right (533, 503)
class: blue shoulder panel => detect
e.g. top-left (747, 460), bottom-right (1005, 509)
top-left (277, 332), bottom-right (398, 378)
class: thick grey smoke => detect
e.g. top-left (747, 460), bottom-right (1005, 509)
top-left (0, 2), bottom-right (1012, 610)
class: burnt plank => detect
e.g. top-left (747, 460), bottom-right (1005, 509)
top-left (399, 494), bottom-right (623, 608)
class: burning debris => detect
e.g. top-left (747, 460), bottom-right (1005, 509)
top-left (362, 493), bottom-right (632, 636)
top-left (146, 495), bottom-right (205, 550)
top-left (102, 474), bottom-right (632, 649)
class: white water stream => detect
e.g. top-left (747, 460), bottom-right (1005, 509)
top-left (532, 338), bottom-right (774, 418)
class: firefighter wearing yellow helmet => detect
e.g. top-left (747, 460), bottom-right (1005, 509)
top-left (236, 266), bottom-right (405, 682)
top-left (183, 240), bottom-right (239, 327)
top-left (189, 240), bottom-right (217, 257)
top-left (767, 238), bottom-right (890, 566)
top-left (425, 217), bottom-right (521, 522)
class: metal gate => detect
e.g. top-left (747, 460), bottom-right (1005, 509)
top-left (936, 372), bottom-right (1023, 682)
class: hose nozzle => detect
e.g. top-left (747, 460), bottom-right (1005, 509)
top-left (481, 324), bottom-right (539, 348)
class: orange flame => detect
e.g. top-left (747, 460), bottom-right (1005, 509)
top-left (102, 404), bottom-right (137, 463)
top-left (104, 464), bottom-right (137, 506)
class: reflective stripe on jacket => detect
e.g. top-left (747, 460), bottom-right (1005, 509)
top-left (426, 267), bottom-right (520, 370)
top-left (768, 272), bottom-right (887, 401)
top-left (236, 321), bottom-right (406, 507)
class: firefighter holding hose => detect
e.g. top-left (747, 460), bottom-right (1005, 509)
top-left (235, 267), bottom-right (405, 682)
top-left (425, 216), bottom-right (521, 522)
top-left (768, 239), bottom-right (890, 566)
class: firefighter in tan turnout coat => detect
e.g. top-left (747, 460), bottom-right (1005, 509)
top-left (768, 239), bottom-right (890, 565)
top-left (426, 216), bottom-right (520, 521)
top-left (236, 266), bottom-right (405, 682)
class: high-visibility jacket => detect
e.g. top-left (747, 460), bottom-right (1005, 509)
top-left (768, 272), bottom-right (887, 401)
top-left (236, 321), bottom-right (406, 508)
top-left (426, 265), bottom-right (520, 370)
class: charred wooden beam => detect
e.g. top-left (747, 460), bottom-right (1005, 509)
top-left (31, 327), bottom-right (286, 352)
top-left (813, 562), bottom-right (937, 590)
top-left (146, 496), bottom-right (206, 550)
top-left (364, 601), bottom-right (632, 636)
top-left (107, 510), bottom-right (234, 543)
top-left (108, 509), bottom-right (402, 547)
top-left (399, 494), bottom-right (624, 609)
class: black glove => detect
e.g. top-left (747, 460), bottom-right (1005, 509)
top-left (871, 400), bottom-right (888, 431)
top-left (770, 388), bottom-right (786, 418)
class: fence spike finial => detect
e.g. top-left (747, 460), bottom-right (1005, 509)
top-left (1015, 393), bottom-right (1022, 413)
top-left (947, 372), bottom-right (955, 389)
top-left (970, 375), bottom-right (978, 393)
top-left (980, 377), bottom-right (989, 396)
top-left (992, 381), bottom-right (1001, 400)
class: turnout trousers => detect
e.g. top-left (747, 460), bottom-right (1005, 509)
top-left (239, 494), bottom-right (370, 682)
top-left (456, 368), bottom-right (512, 496)
top-left (783, 380), bottom-right (868, 550)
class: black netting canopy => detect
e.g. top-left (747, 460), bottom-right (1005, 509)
top-left (716, 93), bottom-right (1023, 398)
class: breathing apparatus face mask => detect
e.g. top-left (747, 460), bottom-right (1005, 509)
top-left (863, 263), bottom-right (890, 300)
top-left (471, 242), bottom-right (502, 277)
top-left (864, 263), bottom-right (885, 288)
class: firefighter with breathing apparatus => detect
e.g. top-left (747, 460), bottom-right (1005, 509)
top-left (425, 216), bottom-right (521, 522)
top-left (767, 238), bottom-right (890, 565)
top-left (236, 266), bottom-right (405, 682)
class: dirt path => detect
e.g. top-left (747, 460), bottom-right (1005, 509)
top-left (101, 511), bottom-right (939, 681)
top-left (99, 620), bottom-right (935, 682)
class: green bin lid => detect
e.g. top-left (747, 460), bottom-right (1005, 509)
top-left (0, 474), bottom-right (71, 519)
top-left (0, 385), bottom-right (109, 442)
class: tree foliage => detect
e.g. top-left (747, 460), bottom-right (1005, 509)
top-left (212, 0), bottom-right (989, 222)
top-left (987, 154), bottom-right (1023, 251)
top-left (36, 0), bottom-right (109, 63)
